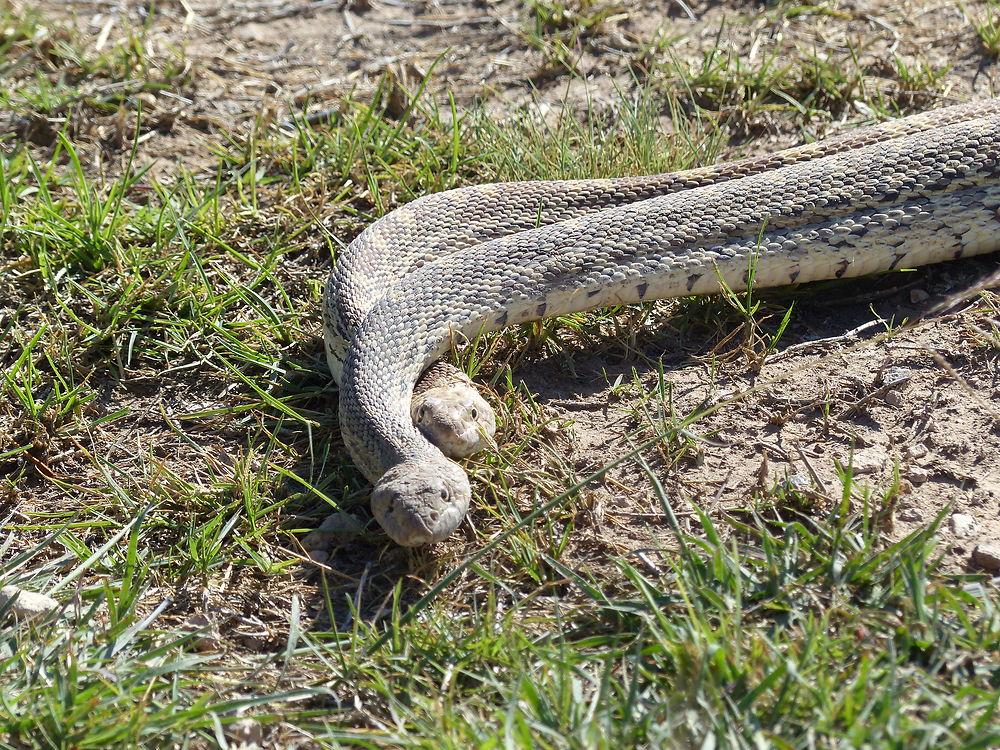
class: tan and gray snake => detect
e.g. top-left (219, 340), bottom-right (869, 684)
top-left (324, 98), bottom-right (1000, 546)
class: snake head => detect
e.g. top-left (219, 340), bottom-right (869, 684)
top-left (411, 384), bottom-right (496, 458)
top-left (371, 459), bottom-right (472, 546)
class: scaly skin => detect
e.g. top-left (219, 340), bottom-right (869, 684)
top-left (333, 103), bottom-right (1000, 545)
top-left (324, 98), bottom-right (1000, 460)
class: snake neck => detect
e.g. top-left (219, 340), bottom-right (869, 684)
top-left (339, 339), bottom-right (445, 481)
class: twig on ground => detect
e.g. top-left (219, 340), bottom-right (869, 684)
top-left (838, 371), bottom-right (911, 418)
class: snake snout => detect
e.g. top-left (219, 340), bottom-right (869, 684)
top-left (411, 386), bottom-right (497, 458)
top-left (371, 459), bottom-right (472, 546)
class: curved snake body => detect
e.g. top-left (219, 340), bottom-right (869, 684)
top-left (325, 99), bottom-right (1000, 457)
top-left (327, 102), bottom-right (1000, 545)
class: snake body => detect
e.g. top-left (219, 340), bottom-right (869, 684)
top-left (326, 100), bottom-right (1000, 546)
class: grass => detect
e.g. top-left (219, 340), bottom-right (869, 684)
top-left (967, 1), bottom-right (1000, 57)
top-left (2, 2), bottom-right (1000, 748)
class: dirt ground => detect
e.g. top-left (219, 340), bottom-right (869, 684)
top-left (15, 0), bottom-right (1000, 583)
top-left (39, 0), bottom-right (1000, 171)
top-left (515, 262), bottom-right (1000, 570)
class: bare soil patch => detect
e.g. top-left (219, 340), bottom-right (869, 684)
top-left (511, 261), bottom-right (1000, 574)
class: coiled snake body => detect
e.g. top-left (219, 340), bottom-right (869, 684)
top-left (325, 99), bottom-right (1000, 546)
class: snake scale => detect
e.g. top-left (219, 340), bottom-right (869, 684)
top-left (325, 98), bottom-right (1000, 546)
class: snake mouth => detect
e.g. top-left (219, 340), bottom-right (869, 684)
top-left (370, 459), bottom-right (472, 546)
top-left (411, 387), bottom-right (497, 459)
top-left (446, 422), bottom-right (495, 458)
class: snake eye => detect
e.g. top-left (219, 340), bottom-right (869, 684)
top-left (440, 488), bottom-right (449, 501)
top-left (471, 408), bottom-right (478, 420)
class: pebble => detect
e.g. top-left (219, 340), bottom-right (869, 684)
top-left (851, 454), bottom-right (881, 475)
top-left (301, 512), bottom-right (363, 551)
top-left (185, 613), bottom-right (223, 653)
top-left (879, 366), bottom-right (912, 385)
top-left (972, 544), bottom-right (1000, 570)
top-left (906, 467), bottom-right (930, 483)
top-left (783, 474), bottom-right (811, 493)
top-left (227, 717), bottom-right (263, 749)
top-left (0, 585), bottom-right (59, 620)
top-left (949, 513), bottom-right (977, 538)
top-left (308, 548), bottom-right (330, 566)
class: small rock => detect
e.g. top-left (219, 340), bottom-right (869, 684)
top-left (851, 454), bottom-right (882, 475)
top-left (906, 467), bottom-right (930, 483)
top-left (185, 613), bottom-right (222, 653)
top-left (950, 513), bottom-right (977, 538)
top-left (897, 506), bottom-right (923, 522)
top-left (0, 585), bottom-right (59, 620)
top-left (783, 474), bottom-right (811, 493)
top-left (904, 443), bottom-right (929, 460)
top-left (308, 548), bottom-right (330, 566)
top-left (972, 544), bottom-right (1000, 570)
top-left (227, 717), bottom-right (263, 748)
top-left (879, 366), bottom-right (912, 385)
top-left (909, 288), bottom-right (930, 303)
top-left (884, 391), bottom-right (902, 406)
top-left (301, 512), bottom-right (363, 551)
top-left (231, 22), bottom-right (270, 42)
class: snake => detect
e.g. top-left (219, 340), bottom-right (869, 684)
top-left (324, 98), bottom-right (1000, 546)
